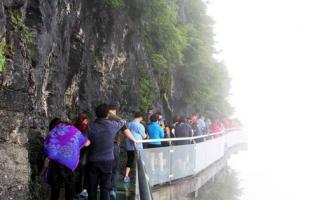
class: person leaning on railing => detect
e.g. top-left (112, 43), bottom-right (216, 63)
top-left (124, 112), bottom-right (147, 183)
top-left (86, 104), bottom-right (137, 200)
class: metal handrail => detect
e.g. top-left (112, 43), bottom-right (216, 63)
top-left (135, 128), bottom-right (245, 196)
top-left (135, 128), bottom-right (241, 144)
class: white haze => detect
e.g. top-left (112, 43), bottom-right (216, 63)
top-left (208, 0), bottom-right (318, 199)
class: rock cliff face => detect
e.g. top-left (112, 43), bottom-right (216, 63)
top-left (0, 0), bottom-right (169, 199)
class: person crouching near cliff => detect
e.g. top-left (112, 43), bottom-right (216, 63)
top-left (44, 118), bottom-right (91, 200)
top-left (86, 104), bottom-right (138, 200)
top-left (74, 112), bottom-right (90, 199)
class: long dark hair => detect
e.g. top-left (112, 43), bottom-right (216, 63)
top-left (150, 114), bottom-right (159, 123)
top-left (74, 112), bottom-right (89, 133)
top-left (49, 118), bottom-right (61, 131)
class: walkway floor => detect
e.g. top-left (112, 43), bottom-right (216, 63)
top-left (75, 181), bottom-right (135, 200)
top-left (116, 181), bottom-right (136, 200)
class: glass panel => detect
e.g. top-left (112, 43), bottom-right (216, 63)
top-left (194, 141), bottom-right (208, 173)
top-left (139, 131), bottom-right (245, 187)
top-left (226, 131), bottom-right (244, 147)
top-left (140, 146), bottom-right (171, 186)
top-left (205, 137), bottom-right (225, 165)
top-left (170, 143), bottom-right (196, 180)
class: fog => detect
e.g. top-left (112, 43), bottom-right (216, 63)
top-left (208, 0), bottom-right (318, 199)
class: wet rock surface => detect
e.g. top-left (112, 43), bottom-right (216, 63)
top-left (0, 0), bottom-right (190, 199)
top-left (0, 0), bottom-right (154, 199)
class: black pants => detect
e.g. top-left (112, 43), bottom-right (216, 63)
top-left (74, 164), bottom-right (88, 194)
top-left (126, 151), bottom-right (135, 168)
top-left (49, 161), bottom-right (75, 200)
top-left (111, 144), bottom-right (120, 190)
top-left (75, 149), bottom-right (88, 193)
top-left (87, 160), bottom-right (113, 200)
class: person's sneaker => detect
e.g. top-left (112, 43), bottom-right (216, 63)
top-left (124, 176), bottom-right (130, 183)
top-left (110, 190), bottom-right (116, 199)
top-left (80, 189), bottom-right (88, 198)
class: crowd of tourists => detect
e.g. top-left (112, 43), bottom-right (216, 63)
top-left (43, 103), bottom-right (241, 200)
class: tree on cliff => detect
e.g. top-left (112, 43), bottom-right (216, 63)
top-left (136, 0), bottom-right (233, 117)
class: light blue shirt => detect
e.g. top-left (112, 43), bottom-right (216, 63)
top-left (147, 122), bottom-right (165, 145)
top-left (126, 120), bottom-right (146, 151)
top-left (197, 118), bottom-right (207, 134)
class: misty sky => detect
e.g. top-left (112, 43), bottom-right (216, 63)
top-left (207, 0), bottom-right (318, 199)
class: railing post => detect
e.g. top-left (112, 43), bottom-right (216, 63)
top-left (169, 145), bottom-right (174, 181)
top-left (194, 141), bottom-right (198, 174)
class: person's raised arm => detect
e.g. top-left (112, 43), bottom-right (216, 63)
top-left (108, 113), bottom-right (126, 131)
top-left (108, 112), bottom-right (123, 121)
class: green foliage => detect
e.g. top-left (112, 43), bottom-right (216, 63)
top-left (139, 78), bottom-right (153, 112)
top-left (179, 0), bottom-right (232, 117)
top-left (104, 0), bottom-right (124, 8)
top-left (138, 67), bottom-right (155, 113)
top-left (10, 10), bottom-right (34, 48)
top-left (136, 0), bottom-right (233, 117)
top-left (0, 40), bottom-right (7, 73)
top-left (138, 0), bottom-right (188, 95)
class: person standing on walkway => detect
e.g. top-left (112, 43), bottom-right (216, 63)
top-left (174, 116), bottom-right (193, 146)
top-left (124, 112), bottom-right (147, 183)
top-left (191, 113), bottom-right (204, 143)
top-left (45, 118), bottom-right (90, 200)
top-left (147, 114), bottom-right (165, 148)
top-left (108, 104), bottom-right (135, 199)
top-left (174, 116), bottom-right (194, 171)
top-left (156, 112), bottom-right (171, 146)
top-left (87, 104), bottom-right (137, 200)
top-left (147, 114), bottom-right (165, 172)
top-left (197, 115), bottom-right (207, 135)
top-left (107, 103), bottom-right (124, 199)
top-left (74, 112), bottom-right (90, 199)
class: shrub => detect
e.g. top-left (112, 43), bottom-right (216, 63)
top-left (0, 40), bottom-right (7, 73)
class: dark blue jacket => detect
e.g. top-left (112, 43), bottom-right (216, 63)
top-left (175, 122), bottom-right (193, 145)
top-left (87, 118), bottom-right (126, 162)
